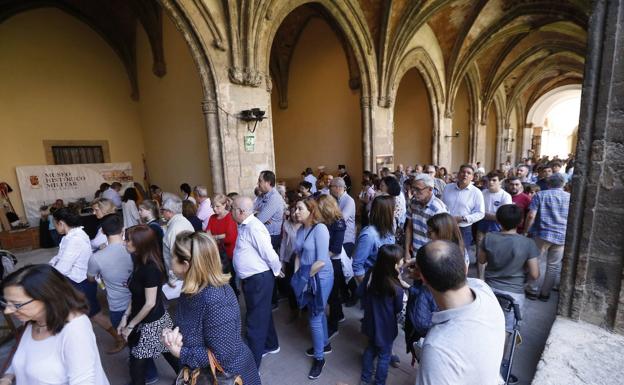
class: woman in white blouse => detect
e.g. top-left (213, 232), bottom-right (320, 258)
top-left (0, 264), bottom-right (110, 385)
top-left (50, 208), bottom-right (125, 353)
top-left (122, 187), bottom-right (141, 229)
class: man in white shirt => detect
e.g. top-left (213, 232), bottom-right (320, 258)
top-left (101, 182), bottom-right (122, 208)
top-left (232, 196), bottom-right (282, 367)
top-left (442, 164), bottom-right (485, 257)
top-left (329, 177), bottom-right (356, 255)
top-left (161, 196), bottom-right (194, 282)
top-left (415, 240), bottom-right (505, 385)
top-left (194, 185), bottom-right (214, 230)
top-left (303, 167), bottom-right (318, 193)
top-left (477, 170), bottom-right (512, 246)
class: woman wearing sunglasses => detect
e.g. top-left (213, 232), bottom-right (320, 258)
top-left (1, 264), bottom-right (109, 385)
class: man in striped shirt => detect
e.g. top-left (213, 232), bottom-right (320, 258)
top-left (404, 173), bottom-right (448, 261)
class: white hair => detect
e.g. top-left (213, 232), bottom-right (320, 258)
top-left (194, 186), bottom-right (209, 198)
top-left (162, 196), bottom-right (183, 214)
top-left (413, 173), bottom-right (435, 188)
top-left (235, 196), bottom-right (254, 215)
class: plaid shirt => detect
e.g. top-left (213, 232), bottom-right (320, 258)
top-left (254, 188), bottom-right (285, 236)
top-left (528, 188), bottom-right (570, 245)
top-left (408, 194), bottom-right (448, 252)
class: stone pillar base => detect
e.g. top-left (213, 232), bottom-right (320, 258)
top-left (532, 316), bottom-right (624, 385)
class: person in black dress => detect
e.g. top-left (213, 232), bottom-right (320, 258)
top-left (162, 231), bottom-right (261, 385)
top-left (118, 224), bottom-right (180, 385)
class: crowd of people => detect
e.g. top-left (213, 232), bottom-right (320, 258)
top-left (0, 154), bottom-right (573, 385)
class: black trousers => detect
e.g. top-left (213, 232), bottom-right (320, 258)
top-left (328, 258), bottom-right (346, 332)
top-left (129, 353), bottom-right (179, 385)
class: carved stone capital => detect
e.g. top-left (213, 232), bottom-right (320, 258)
top-left (229, 67), bottom-right (245, 84)
top-left (444, 108), bottom-right (454, 119)
top-left (202, 99), bottom-right (218, 114)
top-left (360, 96), bottom-right (372, 109)
top-left (377, 96), bottom-right (393, 108)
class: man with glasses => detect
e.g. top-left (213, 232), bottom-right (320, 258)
top-left (404, 174), bottom-right (448, 261)
top-left (424, 165), bottom-right (446, 198)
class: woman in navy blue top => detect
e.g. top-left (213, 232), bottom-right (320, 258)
top-left (316, 195), bottom-right (347, 338)
top-left (162, 231), bottom-right (261, 385)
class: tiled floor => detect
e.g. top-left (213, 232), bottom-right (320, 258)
top-left (0, 247), bottom-right (557, 385)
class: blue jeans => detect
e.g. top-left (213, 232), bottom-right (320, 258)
top-left (361, 343), bottom-right (393, 385)
top-left (309, 311), bottom-right (329, 359)
top-left (460, 225), bottom-right (473, 248)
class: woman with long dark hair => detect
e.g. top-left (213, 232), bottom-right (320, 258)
top-left (1, 264), bottom-right (109, 384)
top-left (359, 244), bottom-right (405, 385)
top-left (352, 195), bottom-right (396, 283)
top-left (426, 212), bottom-right (469, 266)
top-left (118, 225), bottom-right (180, 385)
top-left (122, 187), bottom-right (141, 228)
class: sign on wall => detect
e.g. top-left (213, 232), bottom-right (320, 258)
top-left (15, 162), bottom-right (133, 226)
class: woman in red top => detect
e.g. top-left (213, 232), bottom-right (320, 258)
top-left (206, 193), bottom-right (239, 296)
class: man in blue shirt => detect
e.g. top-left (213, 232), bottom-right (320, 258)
top-left (254, 170), bottom-right (285, 252)
top-left (524, 173), bottom-right (570, 301)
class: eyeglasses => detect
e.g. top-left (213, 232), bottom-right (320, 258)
top-left (0, 298), bottom-right (35, 310)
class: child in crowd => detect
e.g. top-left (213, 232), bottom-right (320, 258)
top-left (403, 259), bottom-right (438, 366)
top-left (359, 244), bottom-right (405, 385)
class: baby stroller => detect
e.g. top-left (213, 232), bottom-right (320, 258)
top-left (495, 292), bottom-right (522, 385)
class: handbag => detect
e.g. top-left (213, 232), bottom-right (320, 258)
top-left (175, 349), bottom-right (243, 385)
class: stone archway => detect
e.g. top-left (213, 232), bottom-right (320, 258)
top-left (393, 67), bottom-right (434, 167)
top-left (451, 78), bottom-right (472, 171)
top-left (269, 12), bottom-right (363, 191)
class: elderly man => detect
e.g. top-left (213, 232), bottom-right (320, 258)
top-left (232, 196), bottom-right (282, 367)
top-left (442, 164), bottom-right (485, 254)
top-left (524, 173), bottom-right (570, 301)
top-left (329, 177), bottom-right (356, 255)
top-left (254, 170), bottom-right (285, 252)
top-left (415, 241), bottom-right (505, 385)
top-left (161, 196), bottom-right (194, 281)
top-left (194, 185), bottom-right (214, 230)
top-left (424, 164), bottom-right (446, 198)
top-left (404, 174), bottom-right (448, 261)
top-left (102, 182), bottom-right (122, 208)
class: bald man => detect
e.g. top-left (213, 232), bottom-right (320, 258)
top-left (231, 196), bottom-right (282, 367)
top-left (415, 241), bottom-right (505, 385)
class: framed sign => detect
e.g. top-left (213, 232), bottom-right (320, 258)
top-left (375, 154), bottom-right (394, 174)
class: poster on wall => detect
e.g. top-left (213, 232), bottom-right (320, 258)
top-left (15, 162), bottom-right (133, 226)
top-left (375, 154), bottom-right (394, 175)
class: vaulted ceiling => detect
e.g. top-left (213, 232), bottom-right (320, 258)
top-left (0, 0), bottom-right (166, 100)
top-left (270, 0), bottom-right (589, 122)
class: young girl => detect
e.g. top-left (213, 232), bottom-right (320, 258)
top-left (359, 244), bottom-right (405, 385)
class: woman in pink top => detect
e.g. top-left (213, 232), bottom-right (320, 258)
top-left (206, 194), bottom-right (239, 295)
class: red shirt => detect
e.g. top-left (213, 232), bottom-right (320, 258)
top-left (512, 193), bottom-right (532, 233)
top-left (206, 212), bottom-right (238, 259)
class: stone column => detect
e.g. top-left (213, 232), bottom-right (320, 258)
top-left (361, 96), bottom-right (373, 171)
top-left (202, 98), bottom-right (225, 194)
top-left (438, 114), bottom-right (454, 169)
top-left (559, 0), bottom-right (624, 334)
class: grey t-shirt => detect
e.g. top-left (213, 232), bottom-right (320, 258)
top-left (481, 232), bottom-right (540, 294)
top-left (87, 243), bottom-right (133, 312)
top-left (416, 278), bottom-right (506, 385)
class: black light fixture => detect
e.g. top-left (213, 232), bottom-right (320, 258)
top-left (445, 130), bottom-right (460, 138)
top-left (240, 108), bottom-right (266, 133)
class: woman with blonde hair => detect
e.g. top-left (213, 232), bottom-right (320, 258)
top-left (206, 193), bottom-right (239, 295)
top-left (162, 231), bottom-right (260, 385)
top-left (91, 197), bottom-right (117, 251)
top-left (316, 194), bottom-right (347, 339)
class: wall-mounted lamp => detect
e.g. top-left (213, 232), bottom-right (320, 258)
top-left (445, 130), bottom-right (460, 138)
top-left (239, 108), bottom-right (266, 133)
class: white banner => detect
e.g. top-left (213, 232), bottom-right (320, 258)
top-left (15, 163), bottom-right (134, 226)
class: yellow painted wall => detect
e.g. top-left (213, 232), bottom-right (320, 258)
top-left (0, 8), bottom-right (145, 219)
top-left (485, 106), bottom-right (497, 171)
top-left (451, 79), bottom-right (471, 171)
top-left (393, 67), bottom-right (433, 167)
top-left (136, 15), bottom-right (211, 196)
top-left (271, 18), bottom-right (362, 191)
